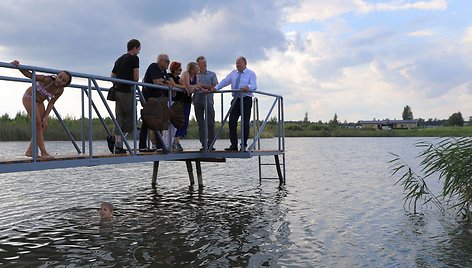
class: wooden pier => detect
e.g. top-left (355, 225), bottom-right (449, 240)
top-left (0, 61), bottom-right (286, 185)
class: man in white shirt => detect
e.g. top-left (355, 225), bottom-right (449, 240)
top-left (211, 56), bottom-right (257, 151)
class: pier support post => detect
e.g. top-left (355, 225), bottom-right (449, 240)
top-left (186, 160), bottom-right (195, 185)
top-left (152, 161), bottom-right (159, 187)
top-left (274, 155), bottom-right (283, 185)
top-left (196, 160), bottom-right (203, 187)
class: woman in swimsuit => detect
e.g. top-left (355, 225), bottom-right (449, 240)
top-left (11, 60), bottom-right (72, 159)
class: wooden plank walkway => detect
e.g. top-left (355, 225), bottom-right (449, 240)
top-left (0, 150), bottom-right (281, 165)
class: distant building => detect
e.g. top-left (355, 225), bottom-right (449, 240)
top-left (359, 119), bottom-right (418, 129)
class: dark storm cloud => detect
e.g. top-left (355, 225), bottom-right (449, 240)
top-left (0, 0), bottom-right (288, 74)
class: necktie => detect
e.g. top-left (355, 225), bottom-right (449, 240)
top-left (234, 72), bottom-right (242, 97)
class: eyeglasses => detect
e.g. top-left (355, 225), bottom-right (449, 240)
top-left (162, 59), bottom-right (170, 63)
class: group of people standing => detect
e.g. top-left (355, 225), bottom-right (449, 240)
top-left (12, 38), bottom-right (257, 158)
top-left (111, 39), bottom-right (257, 154)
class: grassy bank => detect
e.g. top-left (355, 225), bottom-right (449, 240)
top-left (1, 113), bottom-right (471, 141)
top-left (277, 122), bottom-right (472, 137)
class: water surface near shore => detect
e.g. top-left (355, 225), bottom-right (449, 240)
top-left (0, 137), bottom-right (471, 267)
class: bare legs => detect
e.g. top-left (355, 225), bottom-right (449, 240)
top-left (22, 96), bottom-right (53, 159)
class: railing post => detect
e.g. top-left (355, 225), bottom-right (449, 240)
top-left (133, 84), bottom-right (137, 156)
top-left (278, 97), bottom-right (281, 151)
top-left (255, 98), bottom-right (260, 150)
top-left (240, 94), bottom-right (244, 151)
top-left (88, 78), bottom-right (93, 158)
top-left (81, 87), bottom-right (85, 154)
top-left (220, 93), bottom-right (224, 124)
top-left (204, 94), bottom-right (208, 151)
top-left (31, 71), bottom-right (37, 161)
top-left (281, 97), bottom-right (285, 152)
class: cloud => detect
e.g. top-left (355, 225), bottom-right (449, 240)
top-left (462, 26), bottom-right (472, 44)
top-left (0, 0), bottom-right (287, 73)
top-left (0, 0), bottom-right (469, 123)
top-left (286, 0), bottom-right (448, 22)
top-left (407, 30), bottom-right (435, 36)
top-left (251, 17), bottom-right (471, 121)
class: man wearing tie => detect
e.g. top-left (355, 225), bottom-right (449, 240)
top-left (211, 56), bottom-right (257, 151)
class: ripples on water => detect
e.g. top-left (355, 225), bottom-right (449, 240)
top-left (0, 138), bottom-right (471, 267)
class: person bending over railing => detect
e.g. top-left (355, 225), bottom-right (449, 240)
top-left (11, 60), bottom-right (72, 159)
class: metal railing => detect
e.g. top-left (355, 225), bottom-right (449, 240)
top-left (0, 61), bottom-right (284, 166)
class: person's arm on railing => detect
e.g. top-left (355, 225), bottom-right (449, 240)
top-left (182, 71), bottom-right (201, 94)
top-left (241, 71), bottom-right (257, 93)
top-left (11, 60), bottom-right (46, 82)
top-left (210, 72), bottom-right (231, 92)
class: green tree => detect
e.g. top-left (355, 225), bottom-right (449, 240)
top-left (447, 112), bottom-right (464, 126)
top-left (329, 113), bottom-right (339, 127)
top-left (402, 105), bottom-right (413, 120)
top-left (303, 112), bottom-right (309, 123)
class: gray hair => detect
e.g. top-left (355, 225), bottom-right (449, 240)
top-left (157, 54), bottom-right (169, 62)
top-left (237, 56), bottom-right (247, 65)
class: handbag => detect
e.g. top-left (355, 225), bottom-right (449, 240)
top-left (107, 86), bottom-right (116, 101)
top-left (170, 101), bottom-right (185, 129)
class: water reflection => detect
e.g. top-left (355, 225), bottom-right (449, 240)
top-left (1, 138), bottom-right (472, 266)
top-left (0, 184), bottom-right (289, 267)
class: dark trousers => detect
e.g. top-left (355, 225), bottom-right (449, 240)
top-left (139, 118), bottom-right (151, 149)
top-left (139, 94), bottom-right (161, 149)
top-left (194, 101), bottom-right (215, 147)
top-left (229, 97), bottom-right (252, 148)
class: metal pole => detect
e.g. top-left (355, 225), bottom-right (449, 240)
top-left (204, 94), bottom-right (208, 151)
top-left (240, 94), bottom-right (244, 151)
top-left (88, 79), bottom-right (93, 158)
top-left (220, 93), bottom-right (223, 123)
top-left (31, 71), bottom-right (37, 161)
top-left (281, 97), bottom-right (285, 152)
top-left (133, 84), bottom-right (137, 156)
top-left (168, 87), bottom-right (172, 153)
top-left (248, 97), bottom-right (278, 151)
top-left (256, 98), bottom-right (260, 150)
top-left (210, 92), bottom-right (238, 150)
top-left (278, 97), bottom-right (281, 151)
top-left (83, 89), bottom-right (112, 135)
top-left (186, 160), bottom-right (195, 185)
top-left (51, 107), bottom-right (81, 153)
top-left (81, 88), bottom-right (85, 154)
top-left (196, 160), bottom-right (203, 187)
top-left (90, 79), bottom-right (132, 153)
top-left (152, 161), bottom-right (159, 187)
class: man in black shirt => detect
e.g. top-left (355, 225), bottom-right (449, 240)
top-left (111, 39), bottom-right (140, 154)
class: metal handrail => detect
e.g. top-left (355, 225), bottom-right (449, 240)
top-left (0, 61), bottom-right (284, 161)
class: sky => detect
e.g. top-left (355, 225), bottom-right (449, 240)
top-left (0, 0), bottom-right (471, 122)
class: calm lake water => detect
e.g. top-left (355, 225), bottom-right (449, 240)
top-left (0, 137), bottom-right (471, 267)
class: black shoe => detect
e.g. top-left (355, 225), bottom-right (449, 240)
top-left (114, 147), bottom-right (127, 154)
top-left (200, 146), bottom-right (216, 151)
top-left (139, 148), bottom-right (156, 153)
top-left (106, 135), bottom-right (115, 153)
top-left (224, 145), bottom-right (238, 151)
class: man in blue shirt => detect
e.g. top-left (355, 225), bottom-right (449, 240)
top-left (195, 56), bottom-right (218, 150)
top-left (212, 56), bottom-right (257, 151)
